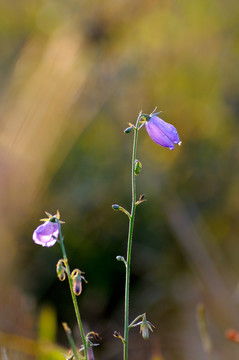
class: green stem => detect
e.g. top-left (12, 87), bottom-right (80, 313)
top-left (57, 221), bottom-right (88, 360)
top-left (123, 113), bottom-right (142, 360)
top-left (62, 322), bottom-right (80, 360)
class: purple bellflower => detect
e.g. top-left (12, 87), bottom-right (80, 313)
top-left (145, 115), bottom-right (181, 150)
top-left (33, 219), bottom-right (59, 247)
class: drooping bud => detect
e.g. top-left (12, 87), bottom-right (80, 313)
top-left (134, 159), bottom-right (142, 175)
top-left (124, 126), bottom-right (134, 134)
top-left (116, 255), bottom-right (125, 262)
top-left (71, 269), bottom-right (88, 296)
top-left (112, 204), bottom-right (120, 210)
top-left (112, 205), bottom-right (131, 219)
top-left (73, 276), bottom-right (82, 295)
top-left (56, 259), bottom-right (66, 281)
top-left (116, 255), bottom-right (127, 267)
top-left (124, 122), bottom-right (135, 133)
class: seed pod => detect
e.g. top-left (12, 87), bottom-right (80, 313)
top-left (134, 159), bottom-right (142, 175)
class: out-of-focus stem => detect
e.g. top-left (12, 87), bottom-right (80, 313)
top-left (62, 322), bottom-right (80, 360)
top-left (196, 303), bottom-right (213, 360)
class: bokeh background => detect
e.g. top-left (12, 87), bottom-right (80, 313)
top-left (1, 0), bottom-right (239, 359)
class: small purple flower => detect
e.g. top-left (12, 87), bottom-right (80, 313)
top-left (145, 115), bottom-right (181, 150)
top-left (33, 220), bottom-right (59, 247)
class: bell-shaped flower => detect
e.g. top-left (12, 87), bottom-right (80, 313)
top-left (33, 220), bottom-right (59, 247)
top-left (145, 115), bottom-right (181, 150)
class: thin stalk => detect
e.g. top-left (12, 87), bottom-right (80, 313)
top-left (123, 113), bottom-right (142, 360)
top-left (57, 221), bottom-right (88, 360)
top-left (62, 322), bottom-right (80, 360)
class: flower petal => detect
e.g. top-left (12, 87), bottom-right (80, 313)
top-left (145, 116), bottom-right (180, 149)
top-left (33, 221), bottom-right (59, 247)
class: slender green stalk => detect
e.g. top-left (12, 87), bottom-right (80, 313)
top-left (57, 221), bottom-right (88, 360)
top-left (123, 113), bottom-right (142, 360)
top-left (62, 322), bottom-right (80, 360)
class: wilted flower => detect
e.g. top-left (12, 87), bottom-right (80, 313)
top-left (113, 331), bottom-right (125, 343)
top-left (145, 115), bottom-right (181, 150)
top-left (139, 314), bottom-right (154, 340)
top-left (33, 220), bottom-right (59, 247)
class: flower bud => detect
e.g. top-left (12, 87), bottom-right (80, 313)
top-left (71, 269), bottom-right (87, 296)
top-left (112, 205), bottom-right (131, 219)
top-left (57, 269), bottom-right (66, 282)
top-left (56, 260), bottom-right (66, 281)
top-left (116, 255), bottom-right (127, 266)
top-left (116, 255), bottom-right (124, 262)
top-left (112, 204), bottom-right (120, 210)
top-left (134, 159), bottom-right (142, 175)
top-left (124, 126), bottom-right (134, 133)
top-left (73, 276), bottom-right (82, 296)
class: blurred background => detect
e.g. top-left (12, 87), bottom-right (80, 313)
top-left (1, 0), bottom-right (239, 359)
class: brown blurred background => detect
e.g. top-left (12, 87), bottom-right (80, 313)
top-left (1, 0), bottom-right (239, 359)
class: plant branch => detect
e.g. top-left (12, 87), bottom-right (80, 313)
top-left (57, 220), bottom-right (88, 360)
top-left (123, 112), bottom-right (143, 360)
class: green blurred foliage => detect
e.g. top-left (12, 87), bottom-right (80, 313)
top-left (1, 0), bottom-right (239, 359)
top-left (38, 305), bottom-right (57, 342)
